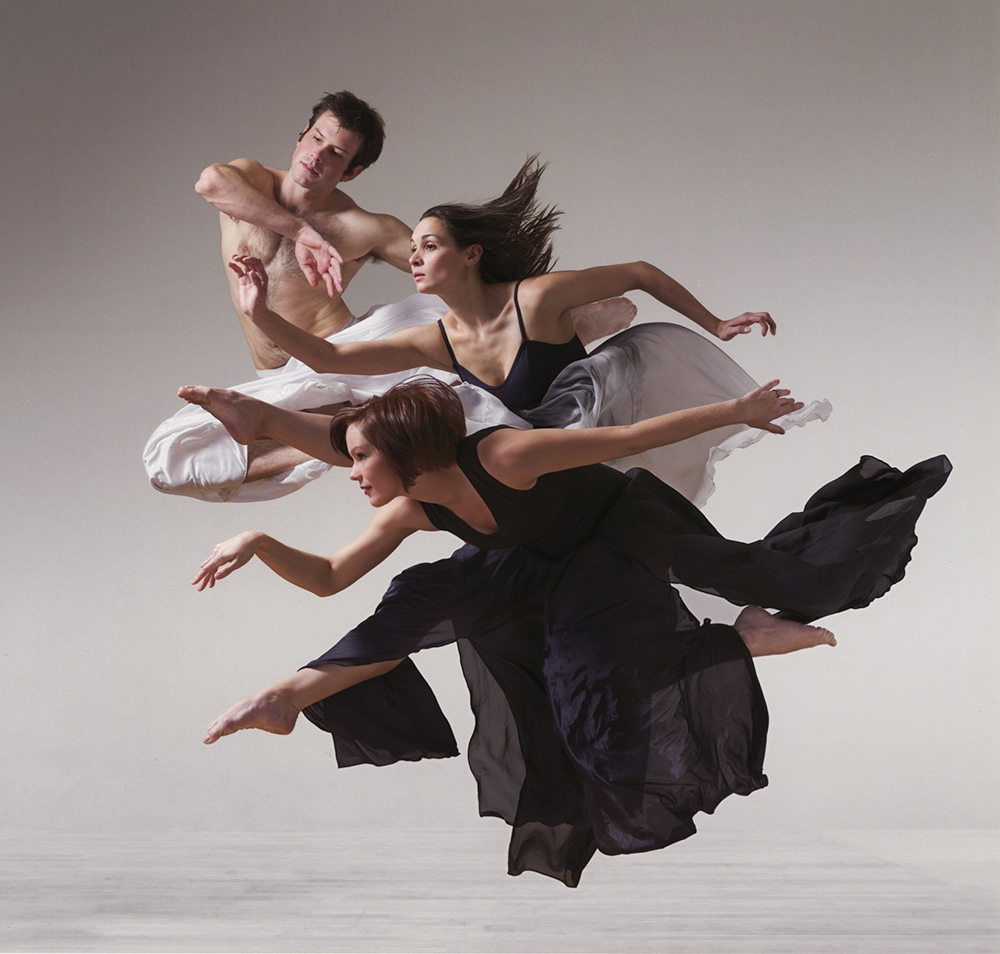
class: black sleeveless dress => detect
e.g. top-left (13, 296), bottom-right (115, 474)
top-left (302, 430), bottom-right (951, 886)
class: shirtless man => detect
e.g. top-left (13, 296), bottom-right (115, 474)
top-left (145, 91), bottom-right (634, 501)
top-left (192, 91), bottom-right (419, 485)
top-left (198, 91), bottom-right (410, 373)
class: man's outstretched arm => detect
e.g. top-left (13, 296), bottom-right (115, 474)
top-left (196, 158), bottom-right (342, 293)
top-left (351, 210), bottom-right (414, 272)
top-left (196, 158), bottom-right (299, 233)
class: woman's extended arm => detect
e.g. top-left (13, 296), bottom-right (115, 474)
top-left (524, 263), bottom-right (775, 340)
top-left (227, 255), bottom-right (448, 374)
top-left (482, 381), bottom-right (801, 487)
top-left (192, 497), bottom-right (433, 596)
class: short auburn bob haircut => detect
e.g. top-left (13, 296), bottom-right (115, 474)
top-left (329, 378), bottom-right (466, 489)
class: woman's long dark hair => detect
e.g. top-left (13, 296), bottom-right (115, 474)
top-left (420, 156), bottom-right (560, 284)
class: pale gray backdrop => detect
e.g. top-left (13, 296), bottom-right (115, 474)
top-left (1, 0), bottom-right (995, 851)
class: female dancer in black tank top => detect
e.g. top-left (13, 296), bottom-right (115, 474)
top-left (436, 281), bottom-right (586, 411)
top-left (187, 379), bottom-right (949, 885)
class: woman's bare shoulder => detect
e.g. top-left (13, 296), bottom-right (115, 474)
top-left (372, 495), bottom-right (438, 532)
top-left (512, 275), bottom-right (579, 338)
top-left (475, 428), bottom-right (538, 489)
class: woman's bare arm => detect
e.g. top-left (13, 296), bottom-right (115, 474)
top-left (522, 263), bottom-right (775, 340)
top-left (228, 255), bottom-right (450, 374)
top-left (481, 381), bottom-right (801, 488)
top-left (192, 497), bottom-right (435, 596)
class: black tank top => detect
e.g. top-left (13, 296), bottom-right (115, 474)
top-left (437, 281), bottom-right (587, 412)
top-left (421, 427), bottom-right (628, 559)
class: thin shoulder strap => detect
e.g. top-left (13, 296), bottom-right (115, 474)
top-left (512, 280), bottom-right (528, 341)
top-left (437, 318), bottom-right (459, 369)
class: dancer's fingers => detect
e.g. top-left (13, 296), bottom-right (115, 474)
top-left (329, 259), bottom-right (344, 295)
top-left (321, 269), bottom-right (336, 297)
top-left (299, 260), bottom-right (320, 288)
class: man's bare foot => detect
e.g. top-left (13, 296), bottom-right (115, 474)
top-left (203, 688), bottom-right (300, 744)
top-left (569, 297), bottom-right (637, 345)
top-left (734, 605), bottom-right (836, 657)
top-left (178, 386), bottom-right (268, 445)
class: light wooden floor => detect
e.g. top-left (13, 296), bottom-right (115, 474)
top-left (2, 828), bottom-right (996, 953)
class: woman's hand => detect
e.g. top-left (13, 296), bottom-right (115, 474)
top-left (736, 380), bottom-right (803, 433)
top-left (228, 254), bottom-right (271, 321)
top-left (716, 312), bottom-right (777, 340)
top-left (192, 531), bottom-right (263, 591)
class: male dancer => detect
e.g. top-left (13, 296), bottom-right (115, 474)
top-left (198, 91), bottom-right (410, 373)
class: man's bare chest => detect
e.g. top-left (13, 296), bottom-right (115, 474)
top-left (222, 219), bottom-right (287, 266)
top-left (222, 213), bottom-right (368, 271)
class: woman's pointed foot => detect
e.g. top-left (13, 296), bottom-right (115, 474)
top-left (734, 605), bottom-right (836, 657)
top-left (203, 689), bottom-right (300, 744)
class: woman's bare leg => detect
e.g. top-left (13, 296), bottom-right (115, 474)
top-left (178, 386), bottom-right (349, 469)
top-left (734, 605), bottom-right (836, 657)
top-left (203, 659), bottom-right (403, 744)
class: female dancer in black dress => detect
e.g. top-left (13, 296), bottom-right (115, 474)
top-left (188, 378), bottom-right (949, 885)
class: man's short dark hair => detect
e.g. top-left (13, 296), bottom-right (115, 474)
top-left (303, 91), bottom-right (386, 171)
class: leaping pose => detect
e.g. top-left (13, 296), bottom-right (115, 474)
top-left (145, 103), bottom-right (636, 501)
top-left (145, 147), bottom-right (799, 503)
top-left (185, 377), bottom-right (948, 885)
top-left (228, 156), bottom-right (775, 415)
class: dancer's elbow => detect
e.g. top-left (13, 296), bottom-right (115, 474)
top-left (309, 580), bottom-right (341, 598)
top-left (630, 261), bottom-right (661, 293)
top-left (195, 164), bottom-right (227, 200)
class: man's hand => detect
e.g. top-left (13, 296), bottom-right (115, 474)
top-left (716, 312), bottom-right (777, 340)
top-left (293, 224), bottom-right (344, 296)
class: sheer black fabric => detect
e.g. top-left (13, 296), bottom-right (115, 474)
top-left (302, 451), bottom-right (950, 885)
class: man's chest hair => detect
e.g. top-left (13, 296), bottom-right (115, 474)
top-left (224, 218), bottom-right (283, 265)
top-left (224, 207), bottom-right (374, 276)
